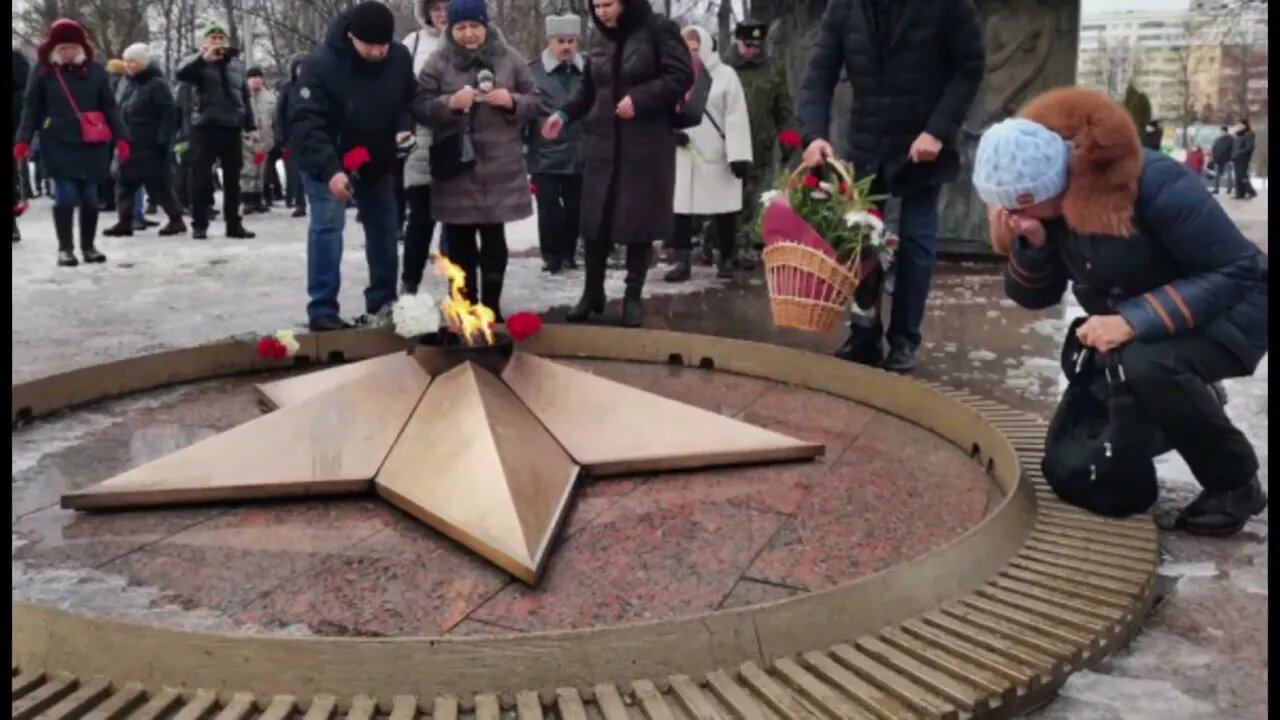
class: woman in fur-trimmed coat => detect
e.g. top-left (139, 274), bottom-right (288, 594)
top-left (974, 87), bottom-right (1268, 537)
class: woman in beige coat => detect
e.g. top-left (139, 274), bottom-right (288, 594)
top-left (414, 0), bottom-right (540, 321)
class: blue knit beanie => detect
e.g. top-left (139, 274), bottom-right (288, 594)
top-left (448, 0), bottom-right (488, 24)
top-left (972, 118), bottom-right (1071, 210)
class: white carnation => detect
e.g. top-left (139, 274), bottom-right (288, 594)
top-left (842, 210), bottom-right (884, 232)
top-left (392, 292), bottom-right (441, 339)
top-left (760, 189), bottom-right (781, 205)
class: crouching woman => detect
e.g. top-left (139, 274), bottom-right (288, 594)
top-left (973, 88), bottom-right (1268, 536)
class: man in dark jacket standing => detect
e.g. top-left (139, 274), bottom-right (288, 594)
top-left (1231, 119), bottom-right (1257, 200)
top-left (1209, 125), bottom-right (1234, 195)
top-left (176, 24), bottom-right (257, 239)
top-left (1140, 119), bottom-right (1162, 151)
top-left (290, 1), bottom-right (416, 331)
top-left (526, 14), bottom-right (586, 274)
top-left (276, 52), bottom-right (308, 217)
top-left (799, 0), bottom-right (985, 373)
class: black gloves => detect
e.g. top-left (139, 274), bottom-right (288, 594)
top-left (674, 131), bottom-right (690, 147)
top-left (730, 161), bottom-right (750, 179)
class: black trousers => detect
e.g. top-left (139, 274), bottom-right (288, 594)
top-left (672, 212), bottom-right (736, 256)
top-left (402, 185), bottom-right (437, 287)
top-left (284, 155), bottom-right (305, 210)
top-left (264, 149), bottom-right (283, 202)
top-left (1120, 332), bottom-right (1258, 492)
top-left (532, 172), bottom-right (582, 263)
top-left (393, 158), bottom-right (408, 231)
top-left (116, 172), bottom-right (182, 225)
top-left (1232, 158), bottom-right (1256, 198)
top-left (444, 223), bottom-right (508, 311)
top-left (189, 126), bottom-right (243, 229)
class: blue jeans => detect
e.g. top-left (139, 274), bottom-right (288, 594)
top-left (52, 178), bottom-right (98, 209)
top-left (887, 185), bottom-right (940, 349)
top-left (303, 173), bottom-right (399, 321)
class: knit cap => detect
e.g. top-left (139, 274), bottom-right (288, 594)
top-left (203, 23), bottom-right (227, 38)
top-left (972, 118), bottom-right (1070, 210)
top-left (122, 43), bottom-right (149, 65)
top-left (448, 0), bottom-right (489, 25)
top-left (348, 1), bottom-right (396, 45)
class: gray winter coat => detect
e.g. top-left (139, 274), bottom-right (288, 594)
top-left (175, 52), bottom-right (254, 130)
top-left (402, 17), bottom-right (445, 187)
top-left (414, 32), bottom-right (540, 225)
top-left (525, 49), bottom-right (585, 176)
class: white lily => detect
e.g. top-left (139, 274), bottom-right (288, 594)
top-left (842, 210), bottom-right (885, 232)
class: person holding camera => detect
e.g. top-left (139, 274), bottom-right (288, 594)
top-left (414, 0), bottom-right (540, 323)
top-left (175, 24), bottom-right (257, 240)
top-left (289, 0), bottom-right (416, 332)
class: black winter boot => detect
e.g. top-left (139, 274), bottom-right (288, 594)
top-left (53, 206), bottom-right (77, 266)
top-left (79, 208), bottom-right (106, 263)
top-left (1176, 475), bottom-right (1268, 536)
top-left (664, 249), bottom-right (692, 283)
top-left (567, 241), bottom-right (608, 323)
top-left (481, 273), bottom-right (505, 324)
top-left (621, 244), bottom-right (651, 328)
top-left (226, 224), bottom-right (256, 239)
top-left (158, 217), bottom-right (188, 236)
top-left (717, 231), bottom-right (737, 280)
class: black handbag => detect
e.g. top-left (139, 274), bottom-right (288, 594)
top-left (428, 131), bottom-right (476, 181)
top-left (1041, 317), bottom-right (1161, 517)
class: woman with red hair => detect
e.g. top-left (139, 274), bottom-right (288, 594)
top-left (15, 18), bottom-right (129, 267)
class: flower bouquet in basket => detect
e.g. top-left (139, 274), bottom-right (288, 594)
top-left (759, 157), bottom-right (898, 333)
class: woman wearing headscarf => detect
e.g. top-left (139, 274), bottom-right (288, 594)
top-left (667, 25), bottom-right (751, 283)
top-left (15, 19), bottom-right (129, 266)
top-left (542, 0), bottom-right (694, 327)
top-left (102, 43), bottom-right (186, 237)
top-left (414, 0), bottom-right (541, 322)
top-left (974, 87), bottom-right (1268, 536)
top-left (400, 0), bottom-right (449, 295)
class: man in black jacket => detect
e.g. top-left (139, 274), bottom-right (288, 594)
top-left (289, 1), bottom-right (415, 331)
top-left (176, 24), bottom-right (257, 239)
top-left (1208, 125), bottom-right (1234, 195)
top-left (276, 52), bottom-right (308, 217)
top-left (799, 0), bottom-right (985, 373)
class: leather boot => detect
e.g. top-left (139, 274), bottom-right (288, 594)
top-left (1176, 475), bottom-right (1268, 536)
top-left (79, 207), bottom-right (106, 263)
top-left (157, 217), bottom-right (188, 236)
top-left (54, 206), bottom-right (78, 266)
top-left (621, 244), bottom-right (651, 328)
top-left (481, 273), bottom-right (505, 324)
top-left (717, 230), bottom-right (737, 280)
top-left (663, 249), bottom-right (691, 282)
top-left (567, 241), bottom-right (607, 323)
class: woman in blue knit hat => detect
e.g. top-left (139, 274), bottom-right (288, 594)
top-left (973, 87), bottom-right (1268, 536)
top-left (414, 0), bottom-right (540, 321)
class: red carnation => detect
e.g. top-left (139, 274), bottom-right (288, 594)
top-left (252, 151), bottom-right (267, 166)
top-left (342, 146), bottom-right (372, 176)
top-left (837, 182), bottom-right (848, 194)
top-left (530, 182), bottom-right (538, 195)
top-left (281, 148), bottom-right (291, 161)
top-left (867, 206), bottom-right (884, 220)
top-left (506, 311), bottom-right (543, 341)
top-left (803, 174), bottom-right (819, 189)
top-left (13, 201), bottom-right (28, 217)
top-left (777, 129), bottom-right (802, 150)
top-left (256, 337), bottom-right (288, 360)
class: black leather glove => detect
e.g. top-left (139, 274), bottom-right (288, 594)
top-left (730, 161), bottom-right (750, 179)
top-left (674, 131), bottom-right (690, 147)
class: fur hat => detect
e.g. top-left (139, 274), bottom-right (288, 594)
top-left (545, 14), bottom-right (581, 38)
top-left (39, 18), bottom-right (93, 61)
top-left (972, 118), bottom-right (1071, 210)
top-left (122, 43), bottom-right (149, 66)
top-left (734, 18), bottom-right (768, 45)
top-left (348, 1), bottom-right (396, 44)
top-left (1015, 87), bottom-right (1142, 238)
top-left (448, 0), bottom-right (488, 25)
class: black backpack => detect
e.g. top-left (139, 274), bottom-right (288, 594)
top-left (1041, 317), bottom-right (1162, 517)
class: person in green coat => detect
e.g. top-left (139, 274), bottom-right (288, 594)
top-left (723, 18), bottom-right (794, 269)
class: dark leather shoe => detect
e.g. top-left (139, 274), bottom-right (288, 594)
top-left (192, 227), bottom-right (208, 240)
top-left (102, 223), bottom-right (133, 237)
top-left (81, 248), bottom-right (107, 264)
top-left (158, 221), bottom-right (187, 236)
top-left (566, 294), bottom-right (604, 323)
top-left (308, 316), bottom-right (354, 332)
top-left (621, 296), bottom-right (644, 328)
top-left (664, 251), bottom-right (691, 282)
top-left (57, 251), bottom-right (79, 267)
top-left (226, 225), bottom-right (256, 239)
top-left (834, 325), bottom-right (884, 367)
top-left (1176, 475), bottom-right (1267, 536)
top-left (882, 344), bottom-right (918, 374)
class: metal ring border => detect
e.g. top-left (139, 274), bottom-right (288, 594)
top-left (11, 326), bottom-right (1159, 720)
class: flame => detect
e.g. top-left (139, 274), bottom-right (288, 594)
top-left (433, 254), bottom-right (496, 346)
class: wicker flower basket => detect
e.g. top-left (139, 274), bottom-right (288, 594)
top-left (761, 159), bottom-right (878, 334)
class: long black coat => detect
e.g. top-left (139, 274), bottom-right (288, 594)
top-left (799, 0), bottom-right (985, 197)
top-left (17, 61), bottom-right (127, 182)
top-left (115, 64), bottom-right (176, 184)
top-left (561, 0), bottom-right (693, 245)
top-left (12, 51), bottom-right (31, 140)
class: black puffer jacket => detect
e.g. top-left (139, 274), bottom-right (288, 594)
top-left (275, 52), bottom-right (307, 153)
top-left (115, 64), bottom-right (177, 183)
top-left (799, 0), bottom-right (985, 196)
top-left (289, 10), bottom-right (416, 183)
top-left (175, 51), bottom-right (254, 130)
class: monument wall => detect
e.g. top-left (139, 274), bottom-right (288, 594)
top-left (752, 0), bottom-right (1081, 257)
